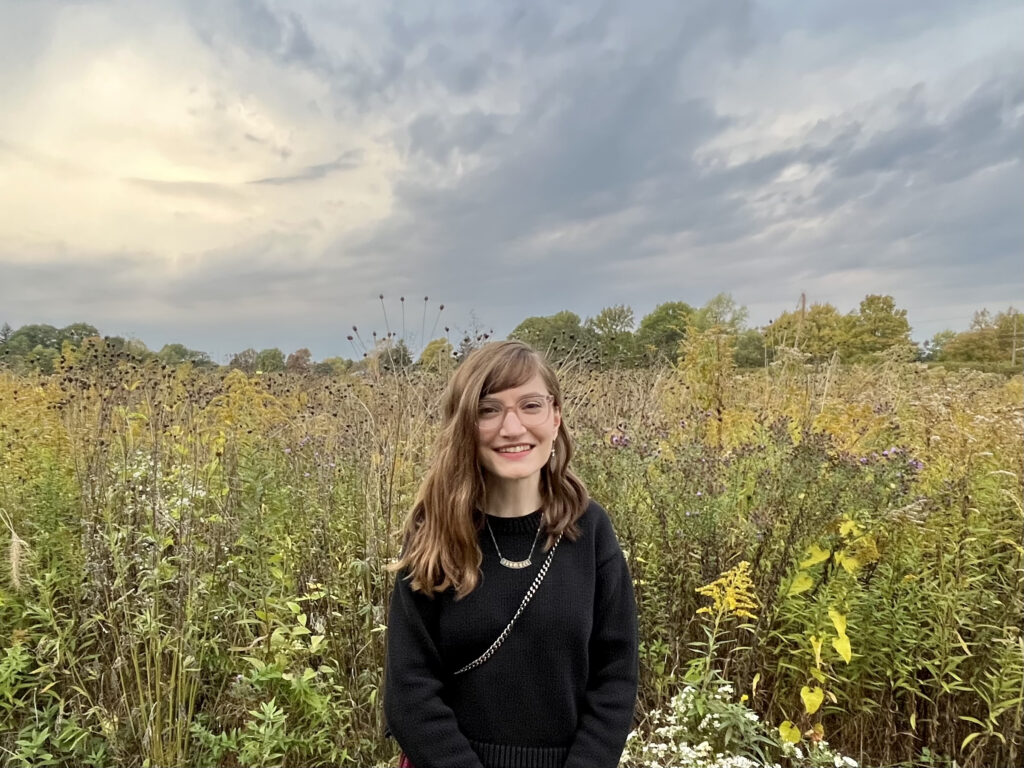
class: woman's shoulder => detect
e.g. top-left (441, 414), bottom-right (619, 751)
top-left (575, 498), bottom-right (623, 560)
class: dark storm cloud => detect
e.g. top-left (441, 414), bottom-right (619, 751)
top-left (3, 0), bottom-right (1021, 356)
top-left (333, 0), bottom-right (1022, 337)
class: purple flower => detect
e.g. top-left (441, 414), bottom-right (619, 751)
top-left (859, 457), bottom-right (869, 465)
top-left (696, 491), bottom-right (702, 497)
top-left (283, 448), bottom-right (291, 455)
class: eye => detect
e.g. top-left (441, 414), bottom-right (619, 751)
top-left (520, 399), bottom-right (544, 412)
top-left (478, 402), bottom-right (501, 416)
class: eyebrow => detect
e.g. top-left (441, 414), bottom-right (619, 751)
top-left (479, 392), bottom-right (548, 401)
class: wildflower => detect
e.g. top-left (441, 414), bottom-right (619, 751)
top-left (696, 561), bottom-right (759, 621)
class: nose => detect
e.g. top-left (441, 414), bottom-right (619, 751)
top-left (499, 407), bottom-right (526, 435)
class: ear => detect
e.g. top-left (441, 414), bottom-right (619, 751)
top-left (552, 405), bottom-right (561, 434)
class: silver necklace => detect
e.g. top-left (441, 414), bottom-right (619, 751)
top-left (486, 518), bottom-right (543, 569)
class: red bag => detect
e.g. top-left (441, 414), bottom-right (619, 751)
top-left (398, 752), bottom-right (414, 768)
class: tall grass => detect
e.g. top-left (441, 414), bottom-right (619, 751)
top-left (0, 340), bottom-right (1020, 767)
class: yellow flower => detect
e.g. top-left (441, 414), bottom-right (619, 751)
top-left (695, 561), bottom-right (760, 621)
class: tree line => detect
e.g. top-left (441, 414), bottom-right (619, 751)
top-left (1, 293), bottom-right (1020, 375)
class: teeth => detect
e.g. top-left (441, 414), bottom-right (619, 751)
top-left (498, 445), bottom-right (531, 453)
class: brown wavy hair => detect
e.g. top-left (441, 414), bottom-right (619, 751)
top-left (390, 340), bottom-right (588, 598)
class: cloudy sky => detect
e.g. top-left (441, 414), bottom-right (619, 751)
top-left (1, 0), bottom-right (1021, 361)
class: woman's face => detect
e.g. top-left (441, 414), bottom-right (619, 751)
top-left (476, 373), bottom-right (561, 485)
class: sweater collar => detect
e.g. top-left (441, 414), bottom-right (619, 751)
top-left (483, 508), bottom-right (543, 534)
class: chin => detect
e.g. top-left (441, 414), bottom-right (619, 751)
top-left (482, 457), bottom-right (546, 482)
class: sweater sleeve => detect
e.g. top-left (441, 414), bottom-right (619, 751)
top-left (564, 518), bottom-right (639, 768)
top-left (384, 574), bottom-right (485, 768)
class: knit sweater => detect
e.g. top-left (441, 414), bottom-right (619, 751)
top-left (384, 500), bottom-right (638, 768)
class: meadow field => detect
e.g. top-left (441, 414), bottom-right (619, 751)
top-left (0, 344), bottom-right (1021, 768)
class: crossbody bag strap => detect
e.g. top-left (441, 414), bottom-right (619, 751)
top-left (453, 533), bottom-right (563, 676)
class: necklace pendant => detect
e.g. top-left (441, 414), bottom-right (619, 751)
top-left (499, 557), bottom-right (531, 569)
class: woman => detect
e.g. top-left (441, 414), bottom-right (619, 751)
top-left (384, 340), bottom-right (638, 768)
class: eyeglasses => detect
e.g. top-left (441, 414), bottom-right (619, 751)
top-left (477, 395), bottom-right (555, 429)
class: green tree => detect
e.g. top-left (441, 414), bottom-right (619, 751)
top-left (691, 293), bottom-right (748, 334)
top-left (378, 339), bottom-right (413, 372)
top-left (6, 324), bottom-right (61, 356)
top-left (158, 343), bottom-right (212, 367)
top-left (923, 330), bottom-right (957, 361)
top-left (509, 311), bottom-right (595, 364)
top-left (418, 338), bottom-right (455, 372)
top-left (58, 322), bottom-right (101, 346)
top-left (255, 348), bottom-right (285, 373)
top-left (733, 329), bottom-right (767, 368)
top-left (26, 345), bottom-right (59, 373)
top-left (585, 305), bottom-right (637, 368)
top-left (314, 356), bottom-right (353, 376)
top-left (847, 294), bottom-right (912, 358)
top-left (102, 336), bottom-right (153, 361)
top-left (941, 307), bottom-right (1023, 363)
top-left (765, 303), bottom-right (851, 360)
top-left (0, 322), bottom-right (13, 344)
top-left (635, 302), bottom-right (695, 364)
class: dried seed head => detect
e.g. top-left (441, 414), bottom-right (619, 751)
top-left (8, 532), bottom-right (25, 591)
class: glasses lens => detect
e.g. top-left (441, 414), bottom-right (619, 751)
top-left (477, 396), bottom-right (550, 426)
top-left (517, 397), bottom-right (550, 425)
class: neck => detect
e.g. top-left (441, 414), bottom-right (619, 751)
top-left (483, 475), bottom-right (543, 518)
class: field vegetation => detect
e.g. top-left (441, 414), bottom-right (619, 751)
top-left (0, 315), bottom-right (1021, 767)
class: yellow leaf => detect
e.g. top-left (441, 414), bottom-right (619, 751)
top-left (836, 550), bottom-right (861, 574)
top-left (800, 543), bottom-right (831, 569)
top-left (810, 667), bottom-right (826, 684)
top-left (809, 722), bottom-right (825, 742)
top-left (801, 685), bottom-right (825, 714)
top-left (828, 608), bottom-right (848, 637)
top-left (839, 519), bottom-right (861, 538)
top-left (832, 634), bottom-right (852, 663)
top-left (788, 571), bottom-right (814, 596)
top-left (751, 672), bottom-right (761, 700)
top-left (809, 635), bottom-right (823, 669)
top-left (779, 720), bottom-right (801, 744)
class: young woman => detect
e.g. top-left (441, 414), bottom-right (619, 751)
top-left (384, 340), bottom-right (638, 768)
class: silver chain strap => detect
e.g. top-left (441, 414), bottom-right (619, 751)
top-left (453, 532), bottom-right (563, 676)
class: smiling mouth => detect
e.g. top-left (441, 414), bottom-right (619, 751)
top-left (496, 445), bottom-right (533, 454)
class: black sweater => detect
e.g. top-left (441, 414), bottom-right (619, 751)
top-left (384, 500), bottom-right (638, 768)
